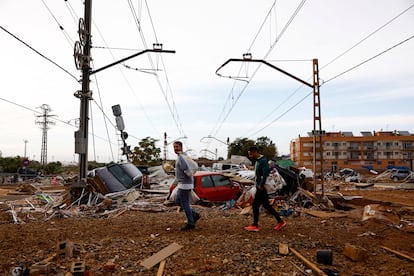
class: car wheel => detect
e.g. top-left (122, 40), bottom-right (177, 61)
top-left (392, 176), bottom-right (399, 182)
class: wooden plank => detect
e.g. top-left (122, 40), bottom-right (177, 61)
top-left (300, 209), bottom-right (347, 218)
top-left (381, 246), bottom-right (414, 262)
top-left (141, 242), bottom-right (182, 269)
top-left (157, 259), bottom-right (166, 276)
top-left (290, 247), bottom-right (327, 276)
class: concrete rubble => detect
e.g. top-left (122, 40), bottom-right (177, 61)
top-left (1, 164), bottom-right (414, 275)
top-left (1, 164), bottom-right (413, 229)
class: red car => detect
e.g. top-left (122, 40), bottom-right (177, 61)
top-left (170, 171), bottom-right (241, 202)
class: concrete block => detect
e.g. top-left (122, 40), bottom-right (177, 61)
top-left (30, 261), bottom-right (50, 274)
top-left (70, 261), bottom-right (85, 274)
top-left (57, 240), bottom-right (74, 259)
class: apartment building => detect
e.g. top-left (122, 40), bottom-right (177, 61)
top-left (290, 130), bottom-right (414, 173)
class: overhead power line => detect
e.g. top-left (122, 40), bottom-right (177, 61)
top-left (325, 34), bottom-right (414, 84)
top-left (321, 2), bottom-right (414, 71)
top-left (226, 2), bottom-right (414, 138)
top-left (40, 0), bottom-right (75, 47)
top-left (0, 25), bottom-right (79, 81)
top-left (210, 0), bottom-right (307, 138)
top-left (127, 0), bottom-right (187, 138)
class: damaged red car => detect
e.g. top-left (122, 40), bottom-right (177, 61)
top-left (170, 171), bottom-right (241, 202)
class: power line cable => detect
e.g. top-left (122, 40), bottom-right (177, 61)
top-left (321, 2), bottom-right (414, 71)
top-left (90, 63), bottom-right (116, 161)
top-left (248, 90), bottom-right (313, 138)
top-left (40, 0), bottom-right (75, 47)
top-left (89, 6), bottom-right (161, 137)
top-left (324, 34), bottom-right (414, 84)
top-left (235, 2), bottom-right (414, 138)
top-left (127, 0), bottom-right (187, 138)
top-left (0, 26), bottom-right (79, 81)
top-left (210, 0), bottom-right (307, 138)
top-left (246, 34), bottom-right (414, 138)
top-left (64, 0), bottom-right (80, 25)
top-left (0, 95), bottom-right (116, 145)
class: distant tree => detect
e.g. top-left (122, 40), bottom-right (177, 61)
top-left (228, 137), bottom-right (255, 158)
top-left (45, 161), bottom-right (63, 174)
top-left (87, 161), bottom-right (105, 170)
top-left (0, 156), bottom-right (23, 173)
top-left (0, 156), bottom-right (42, 173)
top-left (256, 136), bottom-right (278, 160)
top-left (228, 136), bottom-right (278, 161)
top-left (131, 137), bottom-right (162, 166)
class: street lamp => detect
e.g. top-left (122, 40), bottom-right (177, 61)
top-left (23, 139), bottom-right (28, 158)
top-left (200, 135), bottom-right (229, 145)
top-left (200, 135), bottom-right (229, 160)
top-left (163, 134), bottom-right (187, 160)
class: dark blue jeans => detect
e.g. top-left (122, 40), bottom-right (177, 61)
top-left (175, 188), bottom-right (195, 226)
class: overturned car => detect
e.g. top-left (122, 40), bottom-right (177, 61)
top-left (88, 162), bottom-right (143, 193)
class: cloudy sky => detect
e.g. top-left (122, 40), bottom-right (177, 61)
top-left (1, 0), bottom-right (413, 163)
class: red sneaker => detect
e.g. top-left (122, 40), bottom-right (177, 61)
top-left (244, 225), bottom-right (260, 232)
top-left (273, 221), bottom-right (287, 231)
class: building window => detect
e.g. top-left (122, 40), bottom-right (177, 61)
top-left (403, 142), bottom-right (412, 149)
top-left (344, 160), bottom-right (348, 165)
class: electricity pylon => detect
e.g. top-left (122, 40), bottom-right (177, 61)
top-left (35, 104), bottom-right (56, 168)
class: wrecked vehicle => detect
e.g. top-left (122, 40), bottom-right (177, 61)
top-left (390, 169), bottom-right (414, 182)
top-left (17, 167), bottom-right (39, 180)
top-left (169, 171), bottom-right (241, 202)
top-left (339, 168), bottom-right (361, 183)
top-left (88, 162), bottom-right (143, 193)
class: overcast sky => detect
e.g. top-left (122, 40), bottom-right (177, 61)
top-left (1, 0), bottom-right (414, 163)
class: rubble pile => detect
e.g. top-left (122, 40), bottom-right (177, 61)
top-left (0, 165), bottom-right (413, 275)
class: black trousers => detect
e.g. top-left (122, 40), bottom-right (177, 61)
top-left (252, 187), bottom-right (283, 226)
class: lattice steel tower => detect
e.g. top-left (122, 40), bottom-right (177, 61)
top-left (35, 104), bottom-right (56, 168)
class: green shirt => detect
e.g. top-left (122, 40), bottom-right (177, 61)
top-left (254, 154), bottom-right (270, 188)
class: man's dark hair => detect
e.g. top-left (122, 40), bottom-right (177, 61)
top-left (248, 146), bottom-right (258, 152)
top-left (173, 141), bottom-right (183, 147)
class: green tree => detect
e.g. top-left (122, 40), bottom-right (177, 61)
top-left (228, 137), bottom-right (255, 158)
top-left (131, 137), bottom-right (162, 166)
top-left (0, 156), bottom-right (41, 173)
top-left (45, 161), bottom-right (63, 174)
top-left (256, 136), bottom-right (278, 160)
top-left (228, 136), bottom-right (278, 161)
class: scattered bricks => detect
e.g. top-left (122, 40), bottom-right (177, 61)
top-left (103, 262), bottom-right (116, 272)
top-left (72, 243), bottom-right (83, 258)
top-left (30, 261), bottom-right (50, 274)
top-left (29, 268), bottom-right (41, 276)
top-left (344, 243), bottom-right (369, 261)
top-left (83, 270), bottom-right (94, 276)
top-left (70, 261), bottom-right (85, 276)
top-left (278, 243), bottom-right (289, 255)
top-left (57, 240), bottom-right (74, 260)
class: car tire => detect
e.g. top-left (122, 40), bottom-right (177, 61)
top-left (392, 176), bottom-right (399, 182)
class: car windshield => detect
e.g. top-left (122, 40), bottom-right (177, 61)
top-left (119, 163), bottom-right (142, 182)
top-left (108, 164), bottom-right (134, 188)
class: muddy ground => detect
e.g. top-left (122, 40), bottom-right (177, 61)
top-left (0, 184), bottom-right (413, 276)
